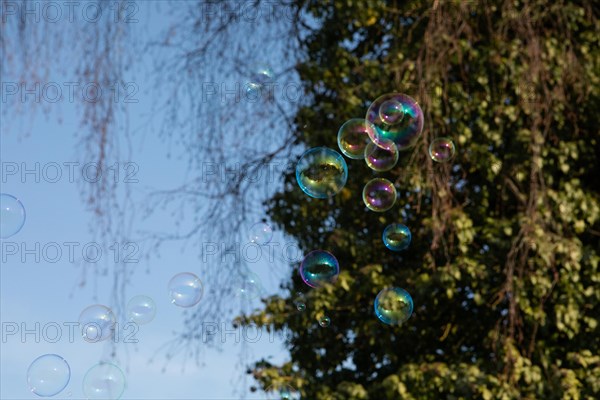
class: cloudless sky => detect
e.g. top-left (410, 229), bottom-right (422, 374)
top-left (1, 2), bottom-right (301, 399)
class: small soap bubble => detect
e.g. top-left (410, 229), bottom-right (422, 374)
top-left (382, 224), bottom-right (411, 251)
top-left (79, 305), bottom-right (116, 342)
top-left (362, 178), bottom-right (397, 212)
top-left (126, 295), bottom-right (156, 325)
top-left (168, 272), bottom-right (204, 307)
top-left (429, 137), bottom-right (456, 162)
top-left (365, 140), bottom-right (399, 172)
top-left (374, 287), bottom-right (414, 325)
top-left (249, 221), bottom-right (273, 245)
top-left (27, 354), bottom-right (71, 397)
top-left (299, 250), bottom-right (340, 288)
top-left (0, 193), bottom-right (26, 238)
top-left (296, 147), bottom-right (348, 199)
top-left (82, 362), bottom-right (126, 400)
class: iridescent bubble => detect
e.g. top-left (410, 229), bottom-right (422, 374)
top-left (249, 221), bottom-right (273, 245)
top-left (362, 178), bottom-right (397, 212)
top-left (429, 137), bottom-right (456, 162)
top-left (234, 270), bottom-right (263, 300)
top-left (319, 315), bottom-right (331, 328)
top-left (337, 118), bottom-right (376, 159)
top-left (296, 147), bottom-right (348, 199)
top-left (168, 272), bottom-right (203, 308)
top-left (293, 292), bottom-right (306, 311)
top-left (0, 193), bottom-right (26, 238)
top-left (82, 362), bottom-right (126, 400)
top-left (266, 384), bottom-right (301, 400)
top-left (374, 287), bottom-right (414, 325)
top-left (126, 295), bottom-right (156, 325)
top-left (79, 305), bottom-right (116, 342)
top-left (365, 141), bottom-right (399, 172)
top-left (27, 354), bottom-right (70, 397)
top-left (378, 99), bottom-right (405, 125)
top-left (382, 224), bottom-right (411, 252)
top-left (366, 93), bottom-right (424, 150)
top-left (299, 250), bottom-right (339, 288)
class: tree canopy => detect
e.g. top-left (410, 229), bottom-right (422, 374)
top-left (240, 0), bottom-right (600, 398)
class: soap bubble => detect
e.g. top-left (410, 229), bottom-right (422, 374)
top-left (319, 315), bottom-right (331, 327)
top-left (366, 93), bottom-right (424, 150)
top-left (79, 305), bottom-right (116, 342)
top-left (266, 384), bottom-right (300, 400)
top-left (429, 137), bottom-right (456, 162)
top-left (337, 118), bottom-right (375, 159)
top-left (168, 272), bottom-right (204, 307)
top-left (374, 287), bottom-right (414, 325)
top-left (27, 354), bottom-right (70, 397)
top-left (365, 140), bottom-right (399, 172)
top-left (0, 193), bottom-right (26, 238)
top-left (249, 221), bottom-right (273, 245)
top-left (82, 362), bottom-right (126, 400)
top-left (299, 250), bottom-right (339, 288)
top-left (382, 224), bottom-right (411, 251)
top-left (296, 147), bottom-right (348, 198)
top-left (126, 295), bottom-right (156, 325)
top-left (362, 178), bottom-right (397, 212)
top-left (234, 270), bottom-right (263, 300)
top-left (246, 64), bottom-right (274, 97)
top-left (293, 292), bottom-right (306, 311)
top-left (378, 99), bottom-right (405, 125)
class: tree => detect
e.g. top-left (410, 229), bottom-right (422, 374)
top-left (240, 0), bottom-right (600, 398)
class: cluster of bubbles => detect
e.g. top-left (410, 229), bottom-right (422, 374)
top-left (0, 193), bottom-right (26, 239)
top-left (26, 355), bottom-right (126, 399)
top-left (292, 92), bottom-right (454, 329)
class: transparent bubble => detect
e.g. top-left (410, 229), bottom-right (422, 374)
top-left (382, 224), bottom-right (411, 252)
top-left (249, 221), bottom-right (273, 245)
top-left (296, 147), bottom-right (348, 199)
top-left (0, 193), bottom-right (26, 238)
top-left (82, 362), bottom-right (126, 400)
top-left (293, 292), bottom-right (306, 312)
top-left (299, 250), bottom-right (339, 288)
top-left (234, 270), bottom-right (263, 301)
top-left (365, 141), bottom-right (399, 172)
top-left (319, 315), bottom-right (331, 328)
top-left (265, 384), bottom-right (300, 400)
top-left (27, 354), bottom-right (70, 397)
top-left (429, 137), bottom-right (456, 162)
top-left (366, 93), bottom-right (424, 150)
top-left (79, 305), bottom-right (116, 342)
top-left (126, 295), bottom-right (156, 325)
top-left (374, 287), bottom-right (414, 325)
top-left (246, 64), bottom-right (274, 97)
top-left (362, 178), bottom-right (397, 212)
top-left (168, 272), bottom-right (203, 308)
top-left (378, 99), bottom-right (405, 125)
top-left (337, 118), bottom-right (376, 159)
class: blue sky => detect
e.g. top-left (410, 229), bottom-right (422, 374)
top-left (1, 2), bottom-right (302, 399)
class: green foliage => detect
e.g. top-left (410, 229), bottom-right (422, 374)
top-left (241, 0), bottom-right (600, 398)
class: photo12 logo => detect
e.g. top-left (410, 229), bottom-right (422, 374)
top-left (0, 1), bottom-right (139, 23)
top-left (1, 321), bottom-right (139, 344)
top-left (1, 241), bottom-right (140, 264)
top-left (1, 162), bottom-right (139, 184)
top-left (1, 81), bottom-right (139, 104)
